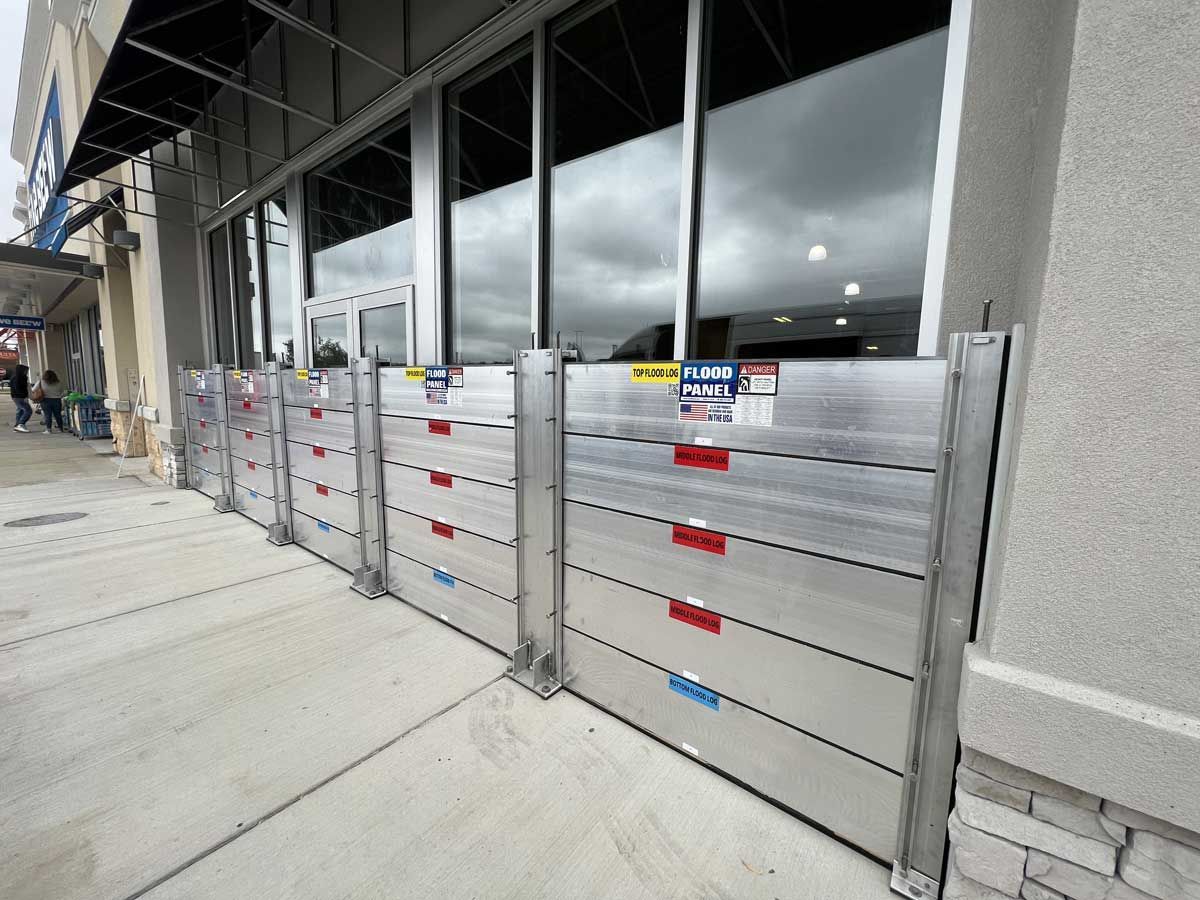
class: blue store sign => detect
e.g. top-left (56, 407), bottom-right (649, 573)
top-left (27, 77), bottom-right (68, 255)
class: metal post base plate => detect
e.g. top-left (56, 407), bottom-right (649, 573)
top-left (507, 641), bottom-right (562, 699)
top-left (891, 862), bottom-right (938, 900)
top-left (351, 565), bottom-right (386, 598)
top-left (213, 494), bottom-right (234, 513)
top-left (267, 522), bottom-right (293, 545)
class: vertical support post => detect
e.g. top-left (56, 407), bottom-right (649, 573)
top-left (349, 356), bottom-right (386, 597)
top-left (212, 365), bottom-right (235, 512)
top-left (176, 366), bottom-right (193, 490)
top-left (509, 347), bottom-right (562, 697)
top-left (893, 331), bottom-right (1007, 899)
top-left (265, 361), bottom-right (294, 545)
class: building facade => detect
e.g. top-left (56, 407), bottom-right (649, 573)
top-left (8, 1), bottom-right (1198, 898)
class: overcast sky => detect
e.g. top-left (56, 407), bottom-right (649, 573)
top-left (0, 0), bottom-right (29, 238)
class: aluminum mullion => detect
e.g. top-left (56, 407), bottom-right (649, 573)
top-left (530, 25), bottom-right (548, 350)
top-left (673, 0), bottom-right (707, 360)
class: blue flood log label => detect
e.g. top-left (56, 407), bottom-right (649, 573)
top-left (433, 570), bottom-right (456, 588)
top-left (249, 490), bottom-right (258, 499)
top-left (668, 673), bottom-right (719, 711)
top-left (317, 521), bottom-right (331, 533)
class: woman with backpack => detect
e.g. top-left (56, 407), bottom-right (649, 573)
top-left (10, 364), bottom-right (32, 433)
top-left (32, 369), bottom-right (65, 433)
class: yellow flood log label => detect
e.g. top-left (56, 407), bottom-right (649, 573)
top-left (297, 369), bottom-right (309, 379)
top-left (630, 362), bottom-right (680, 383)
top-left (405, 367), bottom-right (426, 380)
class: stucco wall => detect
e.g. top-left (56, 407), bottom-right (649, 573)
top-left (959, 0), bottom-right (1200, 830)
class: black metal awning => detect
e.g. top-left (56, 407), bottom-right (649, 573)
top-left (56, 0), bottom-right (405, 198)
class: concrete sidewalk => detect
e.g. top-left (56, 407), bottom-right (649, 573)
top-left (0, 422), bottom-right (894, 900)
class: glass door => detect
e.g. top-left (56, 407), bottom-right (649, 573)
top-left (304, 286), bottom-right (413, 368)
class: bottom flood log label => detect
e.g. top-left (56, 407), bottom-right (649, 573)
top-left (317, 521), bottom-right (331, 533)
top-left (433, 570), bottom-right (456, 588)
top-left (671, 524), bottom-right (726, 555)
top-left (668, 600), bottom-right (722, 634)
top-left (431, 522), bottom-right (454, 539)
top-left (668, 674), bottom-right (719, 711)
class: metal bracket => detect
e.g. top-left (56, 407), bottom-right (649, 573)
top-left (267, 522), bottom-right (293, 546)
top-left (508, 640), bottom-right (562, 698)
top-left (890, 862), bottom-right (938, 900)
top-left (213, 493), bottom-right (234, 513)
top-left (351, 564), bottom-right (386, 599)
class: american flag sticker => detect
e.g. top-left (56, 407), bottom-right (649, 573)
top-left (679, 403), bottom-right (709, 422)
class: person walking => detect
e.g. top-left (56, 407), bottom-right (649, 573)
top-left (10, 364), bottom-right (32, 433)
top-left (33, 369), bottom-right (65, 433)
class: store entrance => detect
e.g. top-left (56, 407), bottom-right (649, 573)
top-left (305, 286), bottom-right (414, 368)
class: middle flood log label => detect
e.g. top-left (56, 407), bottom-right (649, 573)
top-left (668, 600), bottom-right (722, 634)
top-left (671, 524), bottom-right (727, 556)
top-left (672, 444), bottom-right (730, 471)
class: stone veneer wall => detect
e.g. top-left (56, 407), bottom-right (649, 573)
top-left (109, 409), bottom-right (146, 458)
top-left (946, 748), bottom-right (1200, 900)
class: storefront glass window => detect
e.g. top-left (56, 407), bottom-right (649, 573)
top-left (307, 116), bottom-right (413, 298)
top-left (548, 0), bottom-right (687, 361)
top-left (446, 45), bottom-right (534, 364)
top-left (695, 3), bottom-right (951, 358)
top-left (262, 193), bottom-right (294, 365)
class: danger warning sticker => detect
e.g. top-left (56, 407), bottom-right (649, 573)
top-left (671, 524), bottom-right (726, 555)
top-left (668, 674), bottom-right (719, 711)
top-left (669, 600), bottom-right (722, 634)
top-left (737, 362), bottom-right (779, 396)
top-left (672, 445), bottom-right (729, 471)
top-left (428, 420), bottom-right (452, 436)
top-left (431, 522), bottom-right (454, 539)
top-left (430, 472), bottom-right (453, 488)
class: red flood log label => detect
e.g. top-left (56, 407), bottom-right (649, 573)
top-left (671, 524), bottom-right (726, 556)
top-left (431, 522), bottom-right (455, 539)
top-left (312, 446), bottom-right (325, 458)
top-left (316, 484), bottom-right (329, 496)
top-left (309, 407), bottom-right (323, 419)
top-left (243, 401), bottom-right (252, 409)
top-left (245, 430), bottom-right (253, 440)
top-left (673, 445), bottom-right (730, 471)
top-left (430, 472), bottom-right (453, 488)
top-left (247, 461), bottom-right (256, 471)
top-left (668, 600), bottom-right (722, 634)
top-left (428, 420), bottom-right (452, 436)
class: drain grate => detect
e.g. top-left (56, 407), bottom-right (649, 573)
top-left (4, 512), bottom-right (89, 527)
